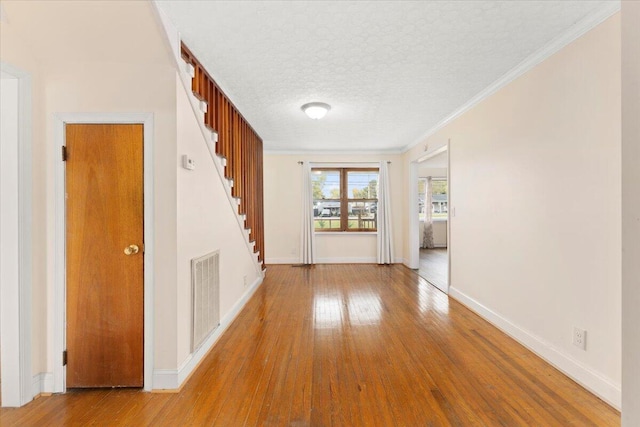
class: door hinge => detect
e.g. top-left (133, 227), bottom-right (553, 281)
top-left (62, 350), bottom-right (67, 366)
top-left (62, 146), bottom-right (68, 161)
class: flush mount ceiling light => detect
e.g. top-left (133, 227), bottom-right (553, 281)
top-left (301, 102), bottom-right (331, 120)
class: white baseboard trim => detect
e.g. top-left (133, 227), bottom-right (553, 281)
top-left (448, 286), bottom-right (621, 409)
top-left (265, 257), bottom-right (299, 264)
top-left (32, 372), bottom-right (54, 397)
top-left (151, 369), bottom-right (179, 391)
top-left (316, 257), bottom-right (377, 264)
top-left (316, 256), bottom-right (405, 264)
top-left (266, 257), bottom-right (405, 265)
top-left (152, 275), bottom-right (264, 390)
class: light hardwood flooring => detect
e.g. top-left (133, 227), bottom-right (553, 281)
top-left (419, 247), bottom-right (448, 291)
top-left (0, 264), bottom-right (619, 426)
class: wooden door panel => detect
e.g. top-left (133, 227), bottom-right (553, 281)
top-left (66, 124), bottom-right (144, 388)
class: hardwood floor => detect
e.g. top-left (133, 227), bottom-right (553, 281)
top-left (418, 247), bottom-right (448, 292)
top-left (0, 264), bottom-right (619, 426)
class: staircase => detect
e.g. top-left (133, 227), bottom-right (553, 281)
top-left (179, 43), bottom-right (266, 271)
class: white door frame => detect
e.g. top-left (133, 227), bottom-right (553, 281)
top-left (53, 113), bottom-right (155, 392)
top-left (0, 62), bottom-right (33, 407)
top-left (408, 143), bottom-right (450, 293)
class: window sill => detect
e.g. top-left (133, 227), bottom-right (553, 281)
top-left (433, 218), bottom-right (448, 222)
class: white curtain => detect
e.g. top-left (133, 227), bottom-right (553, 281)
top-left (377, 161), bottom-right (395, 264)
top-left (300, 162), bottom-right (315, 264)
top-left (422, 176), bottom-right (435, 249)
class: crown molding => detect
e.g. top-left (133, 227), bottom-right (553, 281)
top-left (402, 1), bottom-right (621, 154)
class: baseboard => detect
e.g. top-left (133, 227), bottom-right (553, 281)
top-left (152, 275), bottom-right (264, 391)
top-left (316, 257), bottom-right (377, 264)
top-left (265, 257), bottom-right (299, 264)
top-left (32, 372), bottom-right (54, 398)
top-left (448, 286), bottom-right (621, 409)
top-left (266, 257), bottom-right (405, 264)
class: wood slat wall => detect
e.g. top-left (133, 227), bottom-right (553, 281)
top-left (181, 43), bottom-right (265, 269)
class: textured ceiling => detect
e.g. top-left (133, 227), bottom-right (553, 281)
top-left (156, 1), bottom-right (612, 152)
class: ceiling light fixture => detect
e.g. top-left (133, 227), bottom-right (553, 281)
top-left (301, 102), bottom-right (331, 120)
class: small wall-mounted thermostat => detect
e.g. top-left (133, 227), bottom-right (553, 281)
top-left (182, 154), bottom-right (196, 171)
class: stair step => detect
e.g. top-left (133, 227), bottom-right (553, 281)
top-left (184, 61), bottom-right (195, 78)
top-left (181, 52), bottom-right (263, 275)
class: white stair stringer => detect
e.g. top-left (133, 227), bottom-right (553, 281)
top-left (170, 49), bottom-right (264, 276)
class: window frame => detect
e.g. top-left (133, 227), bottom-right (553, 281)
top-left (312, 167), bottom-right (379, 232)
top-left (418, 176), bottom-right (448, 221)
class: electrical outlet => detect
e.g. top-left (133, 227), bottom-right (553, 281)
top-left (573, 327), bottom-right (587, 350)
top-left (243, 275), bottom-right (248, 288)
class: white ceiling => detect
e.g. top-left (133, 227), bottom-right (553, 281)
top-left (156, 0), bottom-right (615, 153)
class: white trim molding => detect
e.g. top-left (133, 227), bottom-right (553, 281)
top-left (402, 1), bottom-right (621, 153)
top-left (265, 257), bottom-right (299, 265)
top-left (0, 62), bottom-right (33, 407)
top-left (266, 256), bottom-right (405, 265)
top-left (449, 286), bottom-right (621, 409)
top-left (152, 275), bottom-right (264, 390)
top-left (264, 149), bottom-right (403, 156)
top-left (32, 373), bottom-right (54, 398)
top-left (53, 112), bottom-right (155, 392)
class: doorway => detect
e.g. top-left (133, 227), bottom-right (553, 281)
top-left (410, 145), bottom-right (450, 294)
top-left (54, 113), bottom-right (154, 393)
top-left (65, 124), bottom-right (144, 388)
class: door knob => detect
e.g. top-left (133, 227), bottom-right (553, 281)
top-left (124, 244), bottom-right (139, 255)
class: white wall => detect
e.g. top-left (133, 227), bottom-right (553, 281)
top-left (42, 59), bottom-right (180, 371)
top-left (0, 0), bottom-right (263, 393)
top-left (0, 0), bottom-right (181, 376)
top-left (264, 154), bottom-right (403, 264)
top-left (621, 3), bottom-right (640, 424)
top-left (0, 10), bottom-right (46, 380)
top-left (404, 14), bottom-right (621, 407)
top-left (175, 74), bottom-right (261, 367)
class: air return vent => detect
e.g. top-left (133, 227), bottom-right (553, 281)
top-left (191, 251), bottom-right (220, 352)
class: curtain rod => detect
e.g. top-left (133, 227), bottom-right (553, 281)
top-left (298, 161), bottom-right (391, 164)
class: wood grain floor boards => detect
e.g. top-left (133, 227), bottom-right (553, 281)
top-left (0, 264), bottom-right (620, 426)
top-left (418, 248), bottom-right (448, 290)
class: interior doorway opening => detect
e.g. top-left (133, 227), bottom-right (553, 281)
top-left (411, 145), bottom-right (450, 294)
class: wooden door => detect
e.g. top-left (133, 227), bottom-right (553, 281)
top-left (65, 124), bottom-right (144, 388)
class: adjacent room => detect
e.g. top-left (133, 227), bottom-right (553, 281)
top-left (1, 0), bottom-right (639, 425)
top-left (417, 148), bottom-right (449, 294)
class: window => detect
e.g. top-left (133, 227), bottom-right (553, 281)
top-left (418, 177), bottom-right (448, 221)
top-left (312, 168), bottom-right (379, 232)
